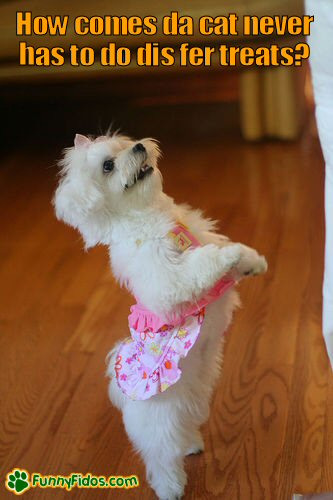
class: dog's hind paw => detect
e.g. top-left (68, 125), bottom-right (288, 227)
top-left (186, 445), bottom-right (204, 456)
top-left (150, 465), bottom-right (186, 500)
top-left (156, 485), bottom-right (184, 500)
top-left (185, 432), bottom-right (204, 456)
top-left (159, 496), bottom-right (182, 500)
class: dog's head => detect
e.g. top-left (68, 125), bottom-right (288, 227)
top-left (54, 133), bottom-right (162, 246)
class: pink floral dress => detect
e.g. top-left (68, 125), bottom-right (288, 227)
top-left (115, 223), bottom-right (235, 400)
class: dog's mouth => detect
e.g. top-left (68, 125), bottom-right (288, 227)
top-left (125, 164), bottom-right (154, 189)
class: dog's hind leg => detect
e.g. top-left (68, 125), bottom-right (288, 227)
top-left (145, 452), bottom-right (186, 500)
top-left (185, 428), bottom-right (205, 456)
top-left (122, 399), bottom-right (188, 500)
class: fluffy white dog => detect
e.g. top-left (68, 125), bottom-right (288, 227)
top-left (54, 132), bottom-right (267, 499)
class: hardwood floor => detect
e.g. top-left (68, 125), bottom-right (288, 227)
top-left (0, 108), bottom-right (332, 499)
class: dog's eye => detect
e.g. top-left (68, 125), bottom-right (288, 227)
top-left (103, 159), bottom-right (115, 174)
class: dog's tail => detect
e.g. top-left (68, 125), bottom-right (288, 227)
top-left (106, 342), bottom-right (128, 411)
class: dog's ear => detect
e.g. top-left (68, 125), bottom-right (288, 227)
top-left (94, 135), bottom-right (108, 143)
top-left (74, 134), bottom-right (91, 149)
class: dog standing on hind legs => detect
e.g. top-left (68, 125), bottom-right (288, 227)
top-left (54, 132), bottom-right (267, 499)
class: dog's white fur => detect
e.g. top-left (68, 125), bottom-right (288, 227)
top-left (54, 133), bottom-right (267, 499)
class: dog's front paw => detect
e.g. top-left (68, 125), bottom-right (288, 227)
top-left (218, 243), bottom-right (242, 272)
top-left (233, 245), bottom-right (268, 278)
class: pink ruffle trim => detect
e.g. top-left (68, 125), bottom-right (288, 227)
top-left (128, 277), bottom-right (235, 331)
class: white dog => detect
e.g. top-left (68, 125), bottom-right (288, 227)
top-left (54, 132), bottom-right (267, 499)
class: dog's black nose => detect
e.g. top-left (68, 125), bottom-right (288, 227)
top-left (133, 143), bottom-right (146, 153)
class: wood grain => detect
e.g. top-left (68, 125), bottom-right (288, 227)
top-left (0, 110), bottom-right (332, 500)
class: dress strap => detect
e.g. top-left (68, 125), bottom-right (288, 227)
top-left (167, 222), bottom-right (201, 251)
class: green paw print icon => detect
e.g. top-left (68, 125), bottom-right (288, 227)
top-left (5, 469), bottom-right (30, 495)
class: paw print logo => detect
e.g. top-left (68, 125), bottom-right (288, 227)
top-left (5, 468), bottom-right (30, 495)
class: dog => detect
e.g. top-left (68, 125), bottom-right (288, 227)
top-left (54, 132), bottom-right (267, 499)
